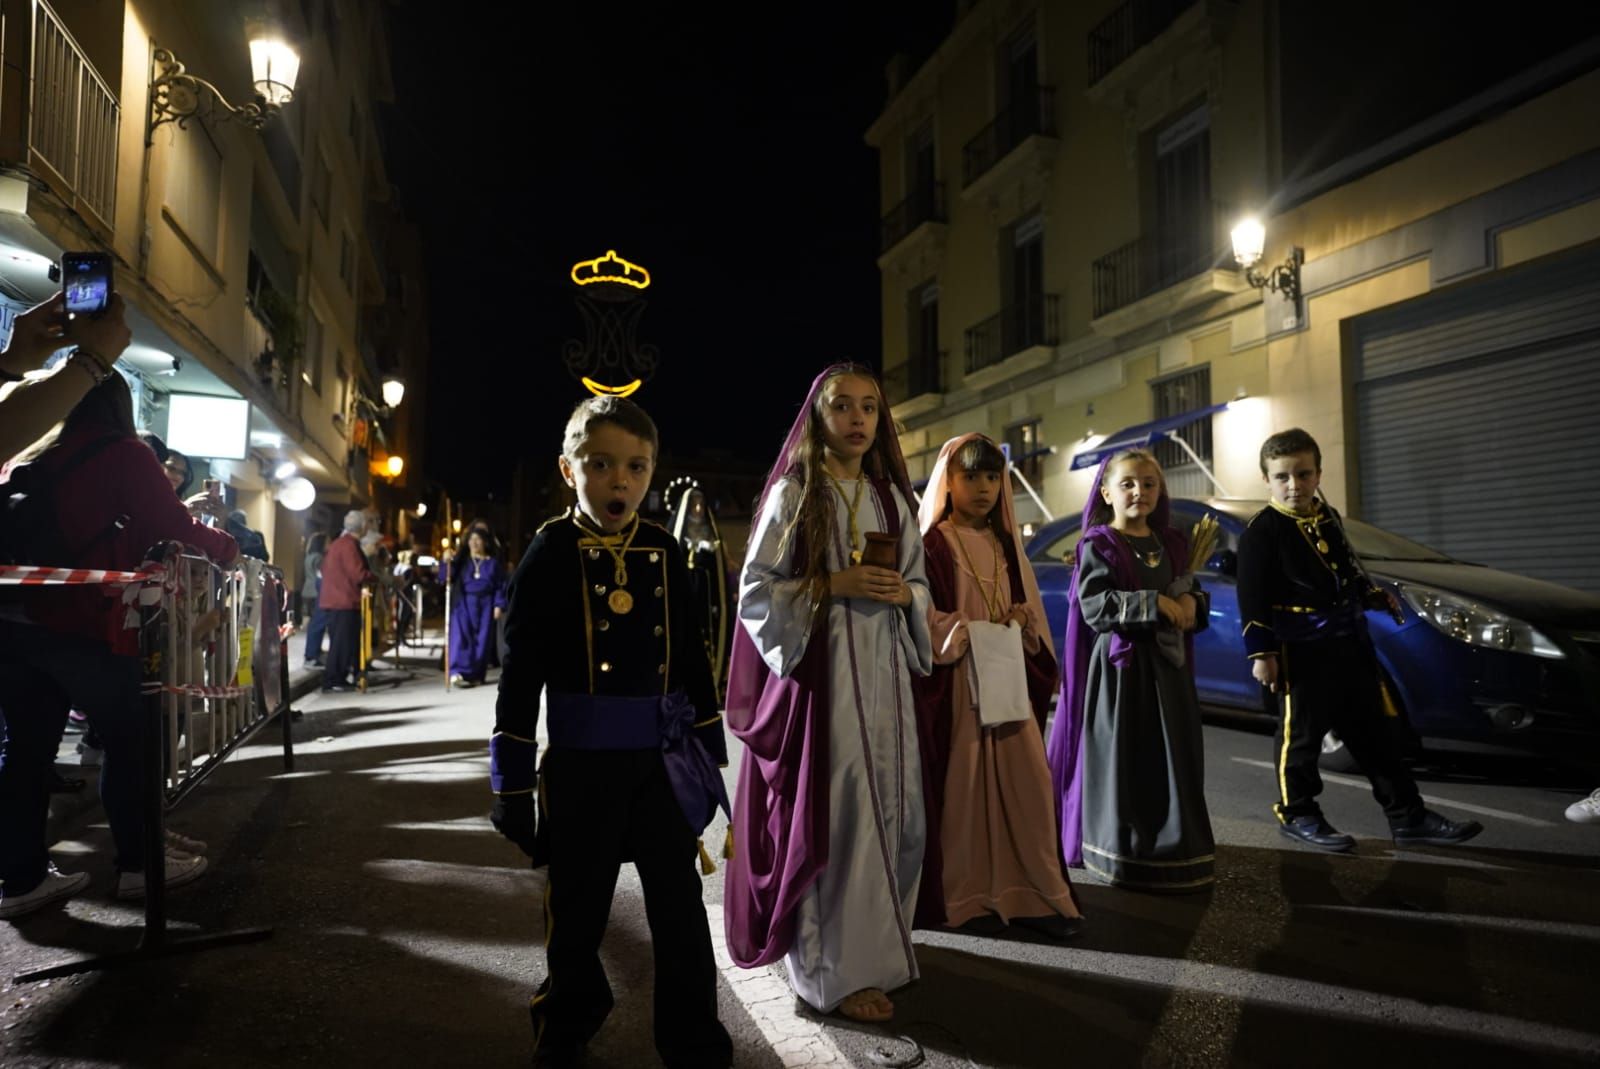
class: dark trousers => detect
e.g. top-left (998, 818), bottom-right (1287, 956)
top-left (0, 623), bottom-right (146, 885)
top-left (323, 609), bottom-right (359, 688)
top-left (1272, 635), bottom-right (1423, 826)
top-left (303, 597), bottom-right (328, 660)
top-left (533, 748), bottom-right (730, 1069)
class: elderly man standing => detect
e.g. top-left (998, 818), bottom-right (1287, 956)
top-left (320, 510), bottom-right (374, 693)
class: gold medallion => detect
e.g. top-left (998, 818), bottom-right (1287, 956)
top-left (1316, 539), bottom-right (1330, 554)
top-left (608, 589), bottom-right (634, 615)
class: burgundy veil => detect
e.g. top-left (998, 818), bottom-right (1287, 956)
top-left (722, 362), bottom-right (914, 967)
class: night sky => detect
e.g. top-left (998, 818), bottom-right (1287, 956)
top-left (384, 5), bottom-right (954, 497)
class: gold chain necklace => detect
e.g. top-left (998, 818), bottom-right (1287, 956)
top-left (1119, 530), bottom-right (1164, 569)
top-left (950, 523), bottom-right (1003, 622)
top-left (824, 470), bottom-right (866, 565)
top-left (574, 510), bottom-right (640, 613)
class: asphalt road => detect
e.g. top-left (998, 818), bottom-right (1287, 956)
top-left (3, 657), bottom-right (1597, 1068)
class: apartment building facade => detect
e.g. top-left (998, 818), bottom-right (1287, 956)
top-left (0, 0), bottom-right (424, 575)
top-left (870, 0), bottom-right (1600, 591)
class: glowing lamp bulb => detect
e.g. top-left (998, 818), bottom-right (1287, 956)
top-left (273, 461), bottom-right (297, 481)
top-left (386, 455), bottom-right (404, 477)
top-left (1231, 217), bottom-right (1266, 270)
top-left (249, 39), bottom-right (300, 107)
top-left (382, 378), bottom-right (405, 408)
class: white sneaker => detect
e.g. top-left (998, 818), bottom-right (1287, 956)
top-left (0, 865), bottom-right (91, 919)
top-left (1564, 789), bottom-right (1600, 824)
top-left (165, 828), bottom-right (207, 855)
top-left (115, 853), bottom-right (209, 900)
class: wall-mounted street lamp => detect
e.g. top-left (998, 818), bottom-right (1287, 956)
top-left (381, 377), bottom-right (406, 408)
top-left (1230, 217), bottom-right (1302, 304)
top-left (149, 39), bottom-right (299, 136)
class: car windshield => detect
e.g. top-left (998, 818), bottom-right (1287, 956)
top-left (1205, 499), bottom-right (1455, 563)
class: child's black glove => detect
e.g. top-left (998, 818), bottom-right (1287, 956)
top-left (490, 792), bottom-right (543, 863)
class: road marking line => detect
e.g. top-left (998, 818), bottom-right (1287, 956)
top-left (705, 903), bottom-right (848, 1068)
top-left (1230, 757), bottom-right (1557, 827)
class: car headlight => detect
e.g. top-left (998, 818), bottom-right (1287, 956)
top-left (1396, 581), bottom-right (1564, 659)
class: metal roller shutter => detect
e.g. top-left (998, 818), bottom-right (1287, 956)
top-left (1353, 249), bottom-right (1600, 593)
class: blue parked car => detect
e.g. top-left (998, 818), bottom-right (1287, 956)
top-left (1026, 498), bottom-right (1600, 769)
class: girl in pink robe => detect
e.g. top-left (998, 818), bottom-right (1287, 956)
top-left (914, 433), bottom-right (1081, 938)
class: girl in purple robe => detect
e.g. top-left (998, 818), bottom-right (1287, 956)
top-left (1047, 449), bottom-right (1214, 892)
top-left (447, 523), bottom-right (507, 688)
top-left (724, 363), bottom-right (932, 1023)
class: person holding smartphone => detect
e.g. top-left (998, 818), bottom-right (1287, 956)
top-left (0, 292), bottom-right (132, 462)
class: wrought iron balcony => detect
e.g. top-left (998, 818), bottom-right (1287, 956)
top-left (962, 89), bottom-right (1056, 188)
top-left (879, 182), bottom-right (947, 254)
top-left (882, 350), bottom-right (946, 405)
top-left (1091, 202), bottom-right (1232, 319)
top-left (1087, 0), bottom-right (1199, 85)
top-left (28, 0), bottom-right (119, 225)
top-left (964, 295), bottom-right (1060, 374)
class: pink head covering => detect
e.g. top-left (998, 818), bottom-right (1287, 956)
top-left (917, 432), bottom-right (1054, 660)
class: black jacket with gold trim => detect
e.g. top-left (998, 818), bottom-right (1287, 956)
top-left (1236, 500), bottom-right (1381, 659)
top-left (492, 510), bottom-right (728, 783)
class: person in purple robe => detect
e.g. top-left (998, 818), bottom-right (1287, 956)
top-left (723, 363), bottom-right (932, 1024)
top-left (1046, 449), bottom-right (1214, 892)
top-left (447, 523), bottom-right (507, 688)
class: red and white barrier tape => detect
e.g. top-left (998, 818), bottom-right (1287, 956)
top-left (141, 681), bottom-right (253, 698)
top-left (0, 564), bottom-right (156, 586)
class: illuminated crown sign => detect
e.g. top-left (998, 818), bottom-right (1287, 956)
top-left (571, 249), bottom-right (651, 291)
top-left (564, 249), bottom-right (658, 398)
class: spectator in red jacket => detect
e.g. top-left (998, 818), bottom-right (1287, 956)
top-left (319, 510), bottom-right (374, 692)
top-left (0, 372), bottom-right (238, 918)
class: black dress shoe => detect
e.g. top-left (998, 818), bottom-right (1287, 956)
top-left (948, 912), bottom-right (1006, 936)
top-left (1278, 814), bottom-right (1356, 852)
top-left (1012, 913), bottom-right (1083, 941)
top-left (49, 771), bottom-right (86, 793)
top-left (1391, 809), bottom-right (1483, 847)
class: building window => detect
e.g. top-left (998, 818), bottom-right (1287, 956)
top-left (1005, 418), bottom-right (1042, 483)
top-left (336, 351), bottom-right (349, 416)
top-left (1151, 365), bottom-right (1212, 473)
top-left (339, 230), bottom-right (356, 294)
top-left (303, 309), bottom-right (324, 394)
top-left (1005, 213), bottom-right (1045, 351)
top-left (1152, 102), bottom-right (1213, 288)
top-left (162, 121), bottom-right (223, 267)
top-left (310, 148), bottom-right (332, 226)
top-left (906, 281), bottom-right (940, 395)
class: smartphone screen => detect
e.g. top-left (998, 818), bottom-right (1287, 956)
top-left (62, 252), bottom-right (112, 317)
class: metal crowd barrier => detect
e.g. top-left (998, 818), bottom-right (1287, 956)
top-left (9, 542), bottom-right (296, 983)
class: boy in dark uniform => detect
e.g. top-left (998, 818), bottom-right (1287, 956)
top-left (1237, 428), bottom-right (1482, 853)
top-left (489, 396), bottom-right (733, 1068)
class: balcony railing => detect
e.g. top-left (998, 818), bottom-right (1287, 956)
top-left (964, 295), bottom-right (1060, 373)
top-left (882, 350), bottom-right (946, 405)
top-left (1087, 0), bottom-right (1199, 85)
top-left (29, 1), bottom-right (119, 225)
top-left (879, 182), bottom-right (946, 254)
top-left (1091, 202), bottom-right (1232, 318)
top-left (962, 88), bottom-right (1056, 188)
